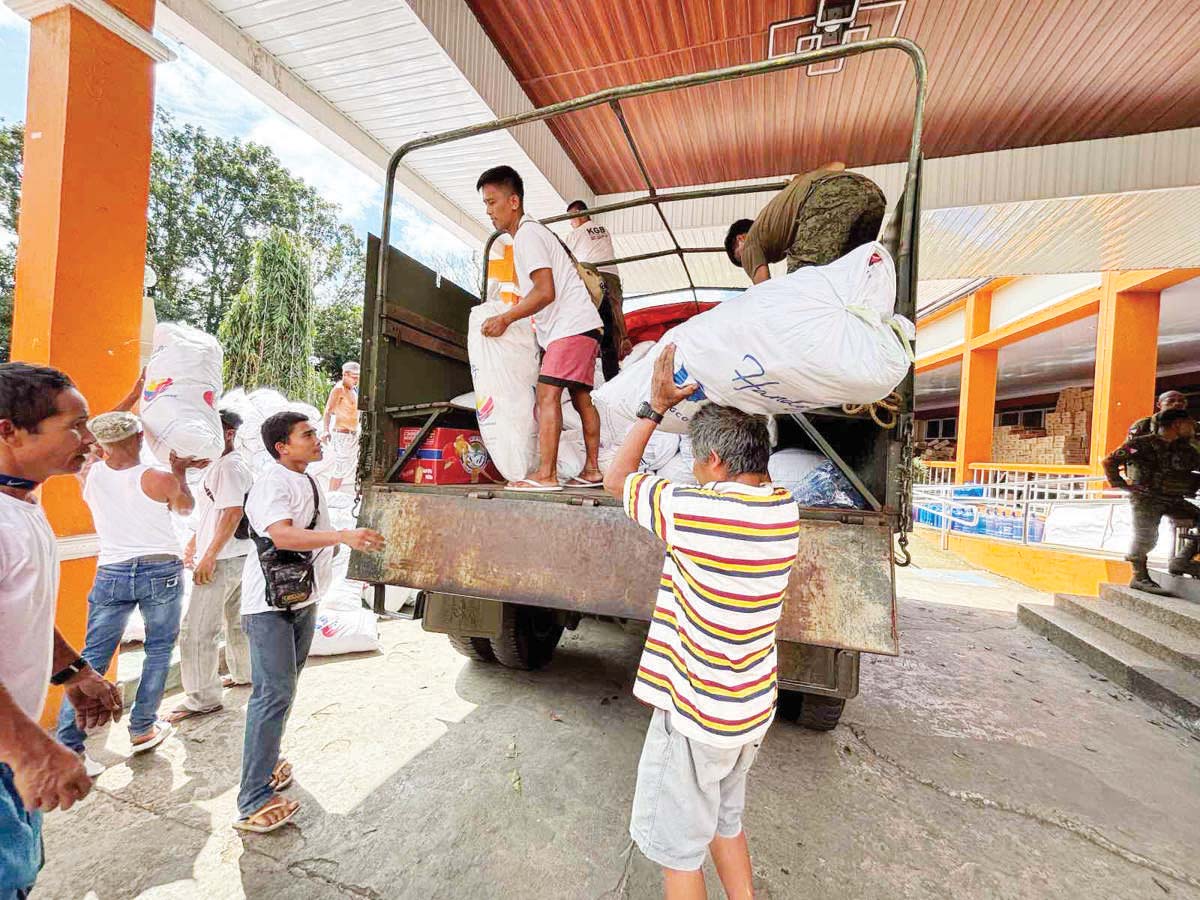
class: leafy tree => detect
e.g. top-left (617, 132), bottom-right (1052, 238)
top-left (219, 227), bottom-right (329, 406)
top-left (147, 110), bottom-right (363, 333)
top-left (312, 294), bottom-right (364, 381)
top-left (0, 121), bottom-right (21, 362)
top-left (0, 243), bottom-right (13, 361)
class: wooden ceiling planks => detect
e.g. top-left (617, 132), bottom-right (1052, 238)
top-left (465, 0), bottom-right (1200, 194)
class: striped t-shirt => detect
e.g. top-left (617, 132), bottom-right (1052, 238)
top-left (624, 473), bottom-right (801, 748)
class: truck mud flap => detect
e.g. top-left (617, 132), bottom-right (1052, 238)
top-left (352, 487), bottom-right (898, 657)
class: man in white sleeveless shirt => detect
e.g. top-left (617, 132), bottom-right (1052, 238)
top-left (55, 410), bottom-right (206, 759)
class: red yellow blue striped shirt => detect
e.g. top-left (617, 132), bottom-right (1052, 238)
top-left (624, 473), bottom-right (800, 747)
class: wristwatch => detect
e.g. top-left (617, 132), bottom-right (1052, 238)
top-left (50, 657), bottom-right (89, 685)
top-left (636, 401), bottom-right (664, 424)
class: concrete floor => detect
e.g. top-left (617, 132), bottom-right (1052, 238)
top-left (38, 551), bottom-right (1200, 899)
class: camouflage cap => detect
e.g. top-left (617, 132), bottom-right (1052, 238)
top-left (88, 411), bottom-right (142, 444)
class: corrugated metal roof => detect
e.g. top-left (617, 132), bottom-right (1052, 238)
top-left (202, 0), bottom-right (574, 231)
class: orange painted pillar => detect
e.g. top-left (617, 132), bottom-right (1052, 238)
top-left (953, 291), bottom-right (997, 484)
top-left (1089, 273), bottom-right (1160, 471)
top-left (9, 0), bottom-right (161, 722)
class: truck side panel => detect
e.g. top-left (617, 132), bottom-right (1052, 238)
top-left (351, 486), bottom-right (898, 656)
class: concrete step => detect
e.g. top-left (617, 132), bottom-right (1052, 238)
top-left (1100, 582), bottom-right (1200, 640)
top-left (1018, 603), bottom-right (1200, 733)
top-left (1055, 593), bottom-right (1200, 677)
top-left (1148, 568), bottom-right (1200, 605)
top-left (115, 643), bottom-right (184, 707)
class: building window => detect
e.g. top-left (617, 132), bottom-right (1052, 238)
top-left (925, 417), bottom-right (957, 440)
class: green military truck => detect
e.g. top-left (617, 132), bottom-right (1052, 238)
top-left (350, 38), bottom-right (926, 730)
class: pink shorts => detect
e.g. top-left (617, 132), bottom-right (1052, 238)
top-left (539, 330), bottom-right (601, 390)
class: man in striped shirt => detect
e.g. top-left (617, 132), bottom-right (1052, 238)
top-left (604, 345), bottom-right (800, 900)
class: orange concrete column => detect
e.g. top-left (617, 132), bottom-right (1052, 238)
top-left (9, 0), bottom-right (160, 721)
top-left (1089, 273), bottom-right (1161, 472)
top-left (953, 291), bottom-right (997, 484)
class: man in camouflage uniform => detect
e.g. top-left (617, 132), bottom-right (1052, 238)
top-left (724, 162), bottom-right (887, 284)
top-left (1103, 408), bottom-right (1200, 595)
top-left (1127, 390), bottom-right (1187, 440)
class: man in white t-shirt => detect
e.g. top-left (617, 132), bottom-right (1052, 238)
top-left (477, 165), bottom-right (605, 492)
top-left (0, 362), bottom-right (124, 897)
top-left (167, 408), bottom-right (254, 724)
top-left (566, 199), bottom-right (630, 380)
top-left (234, 411), bottom-right (384, 834)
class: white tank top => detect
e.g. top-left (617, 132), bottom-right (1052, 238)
top-left (83, 463), bottom-right (182, 566)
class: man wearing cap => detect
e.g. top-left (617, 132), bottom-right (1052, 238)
top-left (55, 406), bottom-right (207, 760)
top-left (322, 362), bottom-right (360, 493)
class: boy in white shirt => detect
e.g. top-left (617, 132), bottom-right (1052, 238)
top-left (477, 165), bottom-right (605, 492)
top-left (234, 412), bottom-right (384, 833)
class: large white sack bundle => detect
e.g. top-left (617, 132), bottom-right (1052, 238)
top-left (469, 300), bottom-right (539, 482)
top-left (310, 607), bottom-right (380, 656)
top-left (594, 243), bottom-right (912, 434)
top-left (767, 448), bottom-right (827, 486)
top-left (595, 401), bottom-right (680, 474)
top-left (221, 387), bottom-right (322, 476)
top-left (142, 323), bottom-right (224, 463)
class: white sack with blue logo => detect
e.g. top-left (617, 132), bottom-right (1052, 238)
top-left (142, 322), bottom-right (225, 464)
top-left (468, 300), bottom-right (540, 482)
top-left (593, 242), bottom-right (913, 435)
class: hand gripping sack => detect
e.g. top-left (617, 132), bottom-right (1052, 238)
top-left (142, 323), bottom-right (225, 463)
top-left (593, 242), bottom-right (913, 434)
top-left (468, 300), bottom-right (540, 482)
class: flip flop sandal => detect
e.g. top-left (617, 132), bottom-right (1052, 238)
top-left (221, 677), bottom-right (249, 688)
top-left (164, 705), bottom-right (223, 724)
top-left (504, 479), bottom-right (563, 492)
top-left (565, 477), bottom-right (603, 488)
top-left (130, 720), bottom-right (174, 755)
top-left (270, 759), bottom-right (293, 792)
top-left (232, 797), bottom-right (299, 834)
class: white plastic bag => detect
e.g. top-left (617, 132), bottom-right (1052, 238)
top-left (142, 323), bottom-right (225, 463)
top-left (594, 401), bottom-right (678, 474)
top-left (310, 607), bottom-right (380, 656)
top-left (594, 243), bottom-right (911, 434)
top-left (468, 300), bottom-right (540, 481)
top-left (767, 448), bottom-right (827, 488)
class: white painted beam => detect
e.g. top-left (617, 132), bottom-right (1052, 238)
top-left (157, 0), bottom-right (490, 246)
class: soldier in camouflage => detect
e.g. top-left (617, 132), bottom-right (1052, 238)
top-left (724, 163), bottom-right (887, 284)
top-left (1126, 390), bottom-right (1187, 440)
top-left (1103, 408), bottom-right (1200, 595)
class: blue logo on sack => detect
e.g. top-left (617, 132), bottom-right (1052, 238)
top-left (673, 364), bottom-right (706, 402)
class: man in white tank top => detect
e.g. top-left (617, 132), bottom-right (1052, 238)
top-left (56, 410), bottom-right (207, 759)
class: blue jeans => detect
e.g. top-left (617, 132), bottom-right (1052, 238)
top-left (56, 558), bottom-right (184, 751)
top-left (237, 605), bottom-right (316, 818)
top-left (0, 764), bottom-right (41, 897)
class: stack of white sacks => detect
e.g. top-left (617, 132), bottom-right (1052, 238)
top-left (125, 323), bottom-right (380, 655)
top-left (469, 241), bottom-right (912, 490)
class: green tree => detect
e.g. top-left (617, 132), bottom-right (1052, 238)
top-left (147, 110), bottom-right (363, 333)
top-left (312, 295), bottom-right (363, 381)
top-left (219, 227), bottom-right (329, 406)
top-left (0, 121), bottom-right (21, 362)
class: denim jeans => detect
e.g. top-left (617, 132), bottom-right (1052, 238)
top-left (0, 764), bottom-right (41, 898)
top-left (237, 605), bottom-right (316, 818)
top-left (56, 558), bottom-right (184, 751)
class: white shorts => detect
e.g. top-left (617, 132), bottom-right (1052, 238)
top-left (329, 430), bottom-right (360, 480)
top-left (629, 708), bottom-right (761, 871)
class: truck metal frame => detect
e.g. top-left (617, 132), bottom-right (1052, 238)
top-left (351, 37), bottom-right (927, 726)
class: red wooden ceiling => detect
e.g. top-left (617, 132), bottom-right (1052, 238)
top-left (465, 0), bottom-right (1200, 194)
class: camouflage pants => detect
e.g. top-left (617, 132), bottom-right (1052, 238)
top-left (1127, 495), bottom-right (1199, 564)
top-left (786, 172), bottom-right (888, 272)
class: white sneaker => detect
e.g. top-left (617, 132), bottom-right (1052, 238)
top-left (130, 720), bottom-right (175, 755)
top-left (79, 753), bottom-right (106, 777)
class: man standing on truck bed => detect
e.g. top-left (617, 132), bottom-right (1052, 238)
top-left (477, 165), bottom-right (605, 492)
top-left (724, 162), bottom-right (887, 284)
top-left (566, 199), bottom-right (630, 381)
top-left (604, 346), bottom-right (800, 900)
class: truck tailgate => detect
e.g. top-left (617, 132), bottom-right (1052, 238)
top-left (351, 486), bottom-right (898, 656)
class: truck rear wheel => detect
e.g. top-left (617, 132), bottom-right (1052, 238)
top-left (778, 691), bottom-right (845, 731)
top-left (491, 604), bottom-right (564, 670)
top-left (447, 634), bottom-right (496, 663)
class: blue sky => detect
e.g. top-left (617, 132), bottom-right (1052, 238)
top-left (0, 5), bottom-right (473, 285)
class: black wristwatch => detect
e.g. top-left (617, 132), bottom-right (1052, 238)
top-left (50, 657), bottom-right (89, 685)
top-left (636, 401), bottom-right (664, 424)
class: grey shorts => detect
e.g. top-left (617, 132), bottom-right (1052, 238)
top-left (629, 708), bottom-right (761, 871)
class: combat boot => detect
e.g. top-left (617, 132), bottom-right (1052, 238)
top-left (1130, 561), bottom-right (1173, 596)
top-left (1168, 534), bottom-right (1200, 577)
